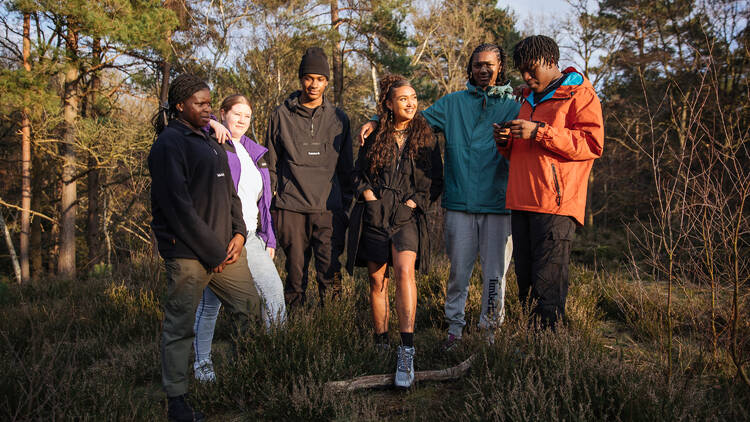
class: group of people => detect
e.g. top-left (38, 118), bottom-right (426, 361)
top-left (149, 35), bottom-right (603, 422)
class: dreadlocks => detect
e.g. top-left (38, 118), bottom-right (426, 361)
top-left (466, 43), bottom-right (507, 86)
top-left (151, 73), bottom-right (210, 135)
top-left (512, 35), bottom-right (559, 70)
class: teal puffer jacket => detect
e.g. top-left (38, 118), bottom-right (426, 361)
top-left (422, 82), bottom-right (520, 214)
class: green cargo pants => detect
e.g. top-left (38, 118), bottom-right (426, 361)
top-left (161, 248), bottom-right (260, 396)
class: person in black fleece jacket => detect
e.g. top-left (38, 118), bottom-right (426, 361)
top-left (148, 73), bottom-right (261, 422)
top-left (266, 47), bottom-right (354, 308)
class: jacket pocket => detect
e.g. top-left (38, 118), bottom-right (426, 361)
top-left (550, 162), bottom-right (562, 207)
top-left (364, 199), bottom-right (383, 228)
top-left (391, 203), bottom-right (415, 227)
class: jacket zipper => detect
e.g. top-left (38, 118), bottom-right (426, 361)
top-left (550, 163), bottom-right (561, 206)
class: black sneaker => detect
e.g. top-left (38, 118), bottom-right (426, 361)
top-left (167, 394), bottom-right (205, 422)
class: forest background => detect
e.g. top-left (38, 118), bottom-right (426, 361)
top-left (0, 0), bottom-right (748, 420)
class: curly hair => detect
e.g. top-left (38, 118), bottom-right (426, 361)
top-left (367, 75), bottom-right (435, 173)
top-left (512, 35), bottom-right (559, 70)
top-left (466, 43), bottom-right (507, 86)
top-left (151, 73), bottom-right (210, 134)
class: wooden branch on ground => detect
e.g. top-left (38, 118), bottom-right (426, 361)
top-left (325, 354), bottom-right (475, 392)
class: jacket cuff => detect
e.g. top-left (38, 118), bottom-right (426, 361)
top-left (232, 231), bottom-right (247, 245)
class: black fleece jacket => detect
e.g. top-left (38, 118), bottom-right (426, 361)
top-left (148, 120), bottom-right (246, 269)
top-left (265, 92), bottom-right (354, 212)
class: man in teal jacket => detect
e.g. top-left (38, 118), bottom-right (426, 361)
top-left (360, 43), bottom-right (520, 349)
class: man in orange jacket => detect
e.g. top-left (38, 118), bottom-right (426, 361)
top-left (495, 35), bottom-right (604, 329)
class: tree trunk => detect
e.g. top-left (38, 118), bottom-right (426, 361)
top-left (586, 168), bottom-right (594, 227)
top-left (0, 211), bottom-right (22, 284)
top-left (86, 38), bottom-right (102, 268)
top-left (58, 26), bottom-right (79, 279)
top-left (160, 59), bottom-right (171, 105)
top-left (369, 41), bottom-right (378, 101)
top-left (30, 178), bottom-right (42, 277)
top-left (330, 0), bottom-right (343, 106)
top-left (20, 13), bottom-right (32, 282)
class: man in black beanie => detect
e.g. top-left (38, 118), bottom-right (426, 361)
top-left (266, 47), bottom-right (353, 308)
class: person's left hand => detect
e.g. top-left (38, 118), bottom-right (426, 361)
top-left (267, 247), bottom-right (275, 259)
top-left (224, 233), bottom-right (245, 265)
top-left (508, 119), bottom-right (540, 140)
top-left (209, 119), bottom-right (231, 144)
top-left (405, 199), bottom-right (417, 209)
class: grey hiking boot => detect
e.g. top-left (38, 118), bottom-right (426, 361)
top-left (394, 346), bottom-right (415, 388)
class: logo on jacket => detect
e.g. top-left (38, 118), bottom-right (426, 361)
top-left (217, 172), bottom-right (225, 178)
top-left (308, 151), bottom-right (321, 156)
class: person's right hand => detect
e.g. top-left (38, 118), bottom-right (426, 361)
top-left (493, 123), bottom-right (511, 147)
top-left (359, 121), bottom-right (377, 146)
top-left (362, 189), bottom-right (378, 202)
top-left (209, 119), bottom-right (231, 144)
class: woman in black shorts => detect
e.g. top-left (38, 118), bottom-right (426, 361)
top-left (346, 74), bottom-right (443, 388)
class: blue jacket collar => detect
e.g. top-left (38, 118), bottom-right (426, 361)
top-left (525, 70), bottom-right (584, 107)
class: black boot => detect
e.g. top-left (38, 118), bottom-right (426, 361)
top-left (167, 394), bottom-right (205, 422)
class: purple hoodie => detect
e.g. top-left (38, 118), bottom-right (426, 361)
top-left (203, 120), bottom-right (276, 249)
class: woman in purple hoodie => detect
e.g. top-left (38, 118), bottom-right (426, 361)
top-left (193, 94), bottom-right (286, 382)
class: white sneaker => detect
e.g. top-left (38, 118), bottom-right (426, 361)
top-left (193, 359), bottom-right (216, 383)
top-left (394, 346), bottom-right (415, 388)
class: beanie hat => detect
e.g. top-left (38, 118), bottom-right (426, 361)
top-left (298, 47), bottom-right (330, 79)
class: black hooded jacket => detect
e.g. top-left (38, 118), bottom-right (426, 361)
top-left (265, 91), bottom-right (354, 213)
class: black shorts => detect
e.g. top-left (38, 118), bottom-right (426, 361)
top-left (358, 220), bottom-right (418, 265)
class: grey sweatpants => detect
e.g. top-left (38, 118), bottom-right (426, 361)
top-left (444, 210), bottom-right (513, 338)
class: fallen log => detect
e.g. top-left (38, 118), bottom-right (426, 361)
top-left (325, 354), bottom-right (476, 392)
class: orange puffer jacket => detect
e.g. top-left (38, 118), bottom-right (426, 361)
top-left (497, 67), bottom-right (603, 225)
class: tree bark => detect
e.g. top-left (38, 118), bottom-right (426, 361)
top-left (325, 354), bottom-right (475, 392)
top-left (160, 59), bottom-right (171, 105)
top-left (330, 0), bottom-right (343, 106)
top-left (20, 13), bottom-right (32, 282)
top-left (586, 168), bottom-right (594, 227)
top-left (58, 25), bottom-right (79, 279)
top-left (0, 211), bottom-right (22, 284)
top-left (86, 38), bottom-right (102, 268)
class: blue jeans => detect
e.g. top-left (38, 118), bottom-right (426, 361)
top-left (193, 235), bottom-right (286, 363)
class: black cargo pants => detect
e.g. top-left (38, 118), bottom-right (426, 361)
top-left (272, 208), bottom-right (346, 307)
top-left (511, 210), bottom-right (576, 329)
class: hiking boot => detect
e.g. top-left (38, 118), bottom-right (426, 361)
top-left (394, 346), bottom-right (415, 388)
top-left (441, 333), bottom-right (461, 352)
top-left (167, 394), bottom-right (205, 422)
top-left (193, 359), bottom-right (216, 383)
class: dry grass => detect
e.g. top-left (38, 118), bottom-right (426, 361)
top-left (0, 253), bottom-right (748, 421)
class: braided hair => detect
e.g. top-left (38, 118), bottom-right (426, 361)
top-left (512, 35), bottom-right (559, 70)
top-left (367, 74), bottom-right (434, 173)
top-left (466, 43), bottom-right (507, 86)
top-left (151, 73), bottom-right (210, 134)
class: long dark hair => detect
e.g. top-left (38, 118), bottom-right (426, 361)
top-left (367, 75), bottom-right (434, 173)
top-left (466, 43), bottom-right (507, 86)
top-left (151, 74), bottom-right (210, 135)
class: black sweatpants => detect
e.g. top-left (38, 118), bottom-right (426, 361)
top-left (511, 210), bottom-right (576, 329)
top-left (272, 208), bottom-right (346, 307)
